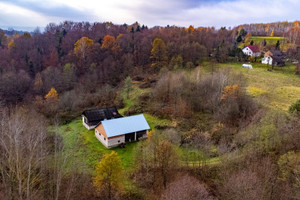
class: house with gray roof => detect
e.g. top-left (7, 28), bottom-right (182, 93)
top-left (95, 114), bottom-right (150, 148)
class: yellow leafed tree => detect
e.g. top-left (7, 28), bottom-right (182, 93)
top-left (93, 151), bottom-right (123, 199)
top-left (270, 30), bottom-right (274, 37)
top-left (74, 36), bottom-right (94, 58)
top-left (151, 38), bottom-right (168, 69)
top-left (186, 25), bottom-right (195, 33)
top-left (8, 40), bottom-right (15, 49)
top-left (45, 88), bottom-right (58, 101)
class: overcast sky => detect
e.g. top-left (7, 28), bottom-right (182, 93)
top-left (0, 0), bottom-right (299, 31)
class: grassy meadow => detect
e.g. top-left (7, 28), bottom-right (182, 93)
top-left (201, 61), bottom-right (300, 110)
top-left (215, 62), bottom-right (300, 111)
top-left (251, 36), bottom-right (285, 44)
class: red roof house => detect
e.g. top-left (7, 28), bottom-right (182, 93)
top-left (242, 45), bottom-right (261, 57)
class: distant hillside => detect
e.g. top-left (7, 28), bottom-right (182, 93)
top-left (1, 29), bottom-right (29, 36)
top-left (234, 21), bottom-right (299, 37)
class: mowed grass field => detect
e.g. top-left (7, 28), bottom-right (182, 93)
top-left (251, 36), bottom-right (285, 45)
top-left (204, 62), bottom-right (300, 111)
top-left (238, 36), bottom-right (291, 51)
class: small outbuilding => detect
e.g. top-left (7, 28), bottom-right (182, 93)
top-left (82, 107), bottom-right (122, 130)
top-left (95, 114), bottom-right (150, 148)
top-left (242, 64), bottom-right (253, 69)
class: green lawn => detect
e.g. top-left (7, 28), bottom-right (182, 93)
top-left (118, 84), bottom-right (151, 115)
top-left (251, 36), bottom-right (284, 40)
top-left (57, 118), bottom-right (139, 170)
top-left (251, 36), bottom-right (285, 43)
top-left (180, 157), bottom-right (221, 167)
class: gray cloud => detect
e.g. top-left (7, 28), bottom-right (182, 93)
top-left (129, 0), bottom-right (300, 27)
top-left (0, 0), bottom-right (299, 31)
top-left (0, 0), bottom-right (93, 21)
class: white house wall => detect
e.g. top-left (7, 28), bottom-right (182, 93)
top-left (262, 56), bottom-right (273, 65)
top-left (107, 136), bottom-right (125, 148)
top-left (95, 129), bottom-right (108, 147)
top-left (242, 47), bottom-right (261, 57)
top-left (242, 48), bottom-right (252, 56)
top-left (95, 129), bottom-right (125, 148)
top-left (82, 116), bottom-right (96, 130)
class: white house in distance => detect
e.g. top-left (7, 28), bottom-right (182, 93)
top-left (262, 51), bottom-right (273, 65)
top-left (262, 50), bottom-right (285, 66)
top-left (242, 45), bottom-right (261, 57)
top-left (95, 114), bottom-right (150, 148)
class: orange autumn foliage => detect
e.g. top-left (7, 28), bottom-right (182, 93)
top-left (186, 25), bottom-right (195, 33)
top-left (147, 130), bottom-right (154, 142)
top-left (101, 35), bottom-right (120, 52)
top-left (221, 84), bottom-right (241, 100)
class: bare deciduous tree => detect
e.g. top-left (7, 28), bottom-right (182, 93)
top-left (220, 169), bottom-right (263, 200)
top-left (157, 140), bottom-right (178, 189)
top-left (160, 174), bottom-right (212, 200)
top-left (0, 107), bottom-right (48, 200)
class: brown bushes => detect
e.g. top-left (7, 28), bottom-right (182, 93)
top-left (160, 174), bottom-right (212, 200)
top-left (150, 68), bottom-right (257, 127)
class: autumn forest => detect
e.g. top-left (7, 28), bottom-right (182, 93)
top-left (1, 20), bottom-right (300, 199)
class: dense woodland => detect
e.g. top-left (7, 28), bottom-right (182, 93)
top-left (1, 20), bottom-right (300, 199)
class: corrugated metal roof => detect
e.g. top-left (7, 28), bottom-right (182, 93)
top-left (101, 114), bottom-right (150, 137)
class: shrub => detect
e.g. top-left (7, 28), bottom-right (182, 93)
top-left (150, 68), bottom-right (256, 125)
top-left (160, 175), bottom-right (212, 200)
top-left (289, 99), bottom-right (300, 114)
top-left (217, 94), bottom-right (258, 126)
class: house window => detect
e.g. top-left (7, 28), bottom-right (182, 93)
top-left (118, 140), bottom-right (120, 143)
top-left (104, 138), bottom-right (106, 141)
